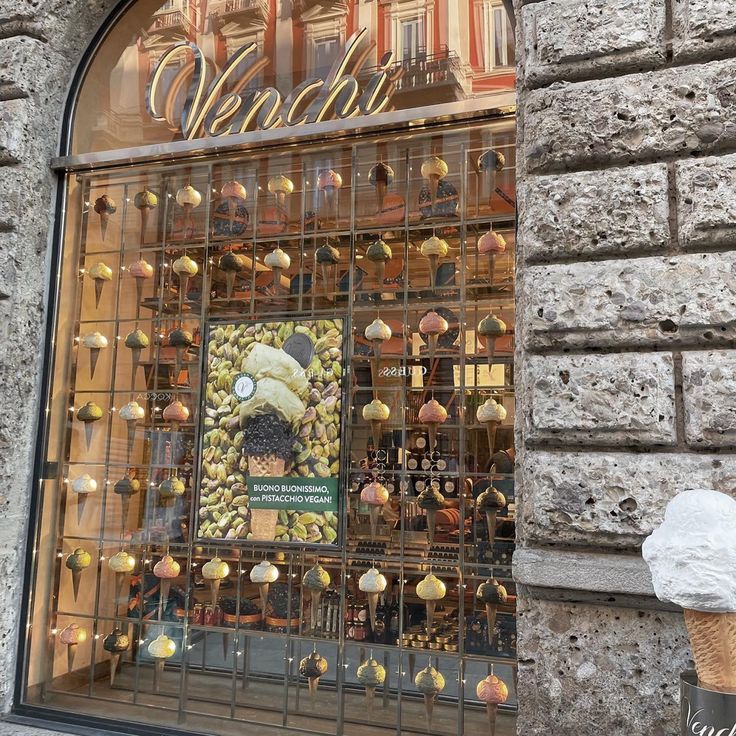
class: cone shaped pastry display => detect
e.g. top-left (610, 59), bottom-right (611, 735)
top-left (421, 156), bottom-right (449, 208)
top-left (218, 252), bottom-right (246, 300)
top-left (114, 475), bottom-right (140, 534)
top-left (477, 578), bottom-right (508, 645)
top-left (365, 318), bottom-right (392, 386)
top-left (172, 254), bottom-right (199, 310)
top-left (59, 624), bottom-right (88, 674)
top-left (369, 162), bottom-right (394, 213)
top-left (129, 259), bottom-right (154, 307)
top-left (202, 557), bottom-right (230, 608)
top-left (250, 561), bottom-right (279, 617)
top-left (124, 329), bottom-right (149, 386)
top-left (478, 314), bottom-right (507, 368)
top-left (302, 563), bottom-right (331, 632)
top-left (418, 400), bottom-right (448, 454)
top-left (478, 229), bottom-right (507, 284)
top-left (357, 657), bottom-right (386, 709)
top-left (317, 169), bottom-right (342, 220)
top-left (417, 486), bottom-right (445, 544)
top-left (476, 673), bottom-right (509, 735)
top-left (81, 332), bottom-right (108, 380)
top-left (103, 628), bottom-right (130, 687)
top-left (366, 239), bottom-right (392, 287)
top-left (360, 482), bottom-right (389, 540)
top-left (88, 262), bottom-right (112, 309)
top-left (148, 635), bottom-right (176, 693)
top-left (476, 485), bottom-right (506, 547)
top-left (134, 188), bottom-right (158, 244)
top-left (362, 399), bottom-right (390, 446)
top-left (76, 402), bottom-right (103, 451)
top-left (267, 175), bottom-right (294, 208)
top-left (93, 195), bottom-right (116, 242)
top-left (419, 311), bottom-right (449, 364)
top-left (246, 454), bottom-right (285, 541)
top-left (415, 663), bottom-right (446, 731)
top-left (264, 247), bottom-right (290, 291)
top-left (65, 548), bottom-right (91, 602)
top-left (416, 573), bottom-right (446, 633)
top-left (176, 185), bottom-right (202, 233)
top-left (299, 650), bottom-right (328, 698)
top-left (420, 236), bottom-right (449, 290)
top-left (316, 242), bottom-right (340, 292)
top-left (108, 550), bottom-right (136, 608)
top-left (119, 401), bottom-right (144, 460)
top-left (358, 567), bottom-right (387, 631)
top-left (221, 180), bottom-right (247, 229)
top-left (71, 474), bottom-right (97, 525)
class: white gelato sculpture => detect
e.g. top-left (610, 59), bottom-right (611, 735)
top-left (642, 489), bottom-right (736, 691)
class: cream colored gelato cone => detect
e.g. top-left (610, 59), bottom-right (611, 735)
top-left (89, 348), bottom-right (100, 380)
top-left (209, 578), bottom-right (221, 608)
top-left (225, 270), bottom-right (237, 300)
top-left (178, 274), bottom-right (189, 312)
top-left (110, 652), bottom-right (121, 686)
top-left (486, 603), bottom-right (499, 645)
top-left (423, 692), bottom-right (436, 730)
top-left (310, 589), bottom-right (322, 632)
top-left (153, 658), bottom-right (165, 693)
top-left (308, 676), bottom-right (320, 697)
top-left (84, 423), bottom-right (94, 450)
top-left (427, 333), bottom-right (438, 364)
top-left (130, 347), bottom-right (141, 386)
top-left (487, 703), bottom-right (498, 736)
top-left (427, 508), bottom-right (437, 544)
top-left (366, 592), bottom-right (379, 631)
top-left (425, 599), bottom-right (437, 633)
top-left (486, 421), bottom-right (499, 453)
top-left (368, 505), bottom-right (381, 539)
top-left (683, 609), bottom-right (736, 691)
top-left (160, 579), bottom-right (171, 609)
top-left (248, 455), bottom-right (285, 541)
top-left (486, 337), bottom-right (497, 366)
top-left (72, 569), bottom-right (82, 601)
top-left (370, 420), bottom-right (382, 446)
top-left (427, 422), bottom-right (438, 454)
top-left (94, 279), bottom-right (104, 308)
top-left (428, 254), bottom-right (438, 290)
top-left (67, 643), bottom-right (78, 673)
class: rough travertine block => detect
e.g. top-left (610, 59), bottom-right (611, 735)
top-left (673, 0), bottom-right (736, 62)
top-left (518, 164), bottom-right (669, 261)
top-left (521, 450), bottom-right (736, 547)
top-left (682, 351), bottom-right (736, 447)
top-left (677, 154), bottom-right (736, 249)
top-left (516, 596), bottom-right (691, 736)
top-left (522, 0), bottom-right (666, 87)
top-left (0, 99), bottom-right (31, 164)
top-left (0, 37), bottom-right (62, 97)
top-left (525, 59), bottom-right (736, 173)
top-left (524, 353), bottom-right (676, 445)
top-left (523, 253), bottom-right (736, 349)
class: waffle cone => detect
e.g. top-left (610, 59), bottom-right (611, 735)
top-left (120, 494), bottom-right (130, 534)
top-left (427, 422), bottom-right (438, 453)
top-left (485, 421), bottom-right (499, 453)
top-left (135, 277), bottom-right (144, 307)
top-left (485, 509), bottom-right (498, 547)
top-left (77, 493), bottom-right (88, 525)
top-left (183, 202), bottom-right (193, 232)
top-left (485, 602), bottom-right (498, 646)
top-left (84, 423), bottom-right (94, 451)
top-left (67, 643), bottom-right (78, 673)
top-left (429, 175), bottom-right (440, 207)
top-left (94, 279), bottom-right (104, 308)
top-left (276, 191), bottom-right (286, 208)
top-left (89, 348), bottom-right (100, 380)
top-left (178, 274), bottom-right (189, 312)
top-left (153, 658), bottom-right (165, 693)
top-left (130, 347), bottom-right (141, 387)
top-left (428, 254), bottom-right (438, 290)
top-left (272, 266), bottom-right (282, 291)
top-left (110, 652), bottom-right (121, 687)
top-left (160, 579), bottom-right (171, 609)
top-left (71, 569), bottom-right (82, 601)
top-left (139, 207), bottom-right (149, 244)
top-left (365, 684), bottom-right (376, 710)
top-left (368, 505), bottom-right (381, 540)
top-left (370, 420), bottom-right (382, 446)
top-left (425, 599), bottom-right (437, 633)
top-left (423, 692), bottom-right (436, 730)
top-left (258, 582), bottom-right (269, 617)
top-left (222, 632), bottom-right (230, 659)
top-left (487, 703), bottom-right (498, 736)
top-left (367, 591), bottom-right (379, 631)
top-left (175, 346), bottom-right (185, 385)
top-left (115, 572), bottom-right (126, 607)
top-left (248, 454), bottom-right (285, 541)
top-left (225, 270), bottom-right (237, 300)
top-left (408, 652), bottom-right (416, 680)
top-left (209, 578), bottom-right (221, 608)
top-left (375, 181), bottom-right (387, 213)
top-left (310, 589), bottom-right (322, 632)
top-left (488, 254), bottom-right (496, 285)
top-left (228, 199), bottom-right (236, 229)
top-left (485, 338), bottom-right (497, 367)
top-left (99, 211), bottom-right (110, 242)
top-left (684, 609), bottom-right (736, 691)
top-left (375, 260), bottom-right (385, 287)
top-left (427, 508), bottom-right (437, 544)
top-left (308, 676), bottom-right (320, 697)
top-left (126, 420), bottom-right (136, 461)
top-left (428, 334), bottom-right (438, 364)
top-left (321, 263), bottom-right (331, 293)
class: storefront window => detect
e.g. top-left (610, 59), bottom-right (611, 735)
top-left (23, 2), bottom-right (517, 735)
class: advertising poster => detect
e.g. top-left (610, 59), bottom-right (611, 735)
top-left (197, 318), bottom-right (344, 545)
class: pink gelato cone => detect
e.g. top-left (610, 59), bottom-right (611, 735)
top-left (310, 589), bottom-right (322, 632)
top-left (427, 422), bottom-right (438, 454)
top-left (367, 592), bottom-right (379, 631)
top-left (368, 505), bottom-right (381, 540)
top-left (94, 279), bottom-right (104, 308)
top-left (160, 579), bottom-right (171, 609)
top-left (424, 692), bottom-right (436, 730)
top-left (486, 421), bottom-right (499, 453)
top-left (487, 703), bottom-right (498, 736)
top-left (427, 254), bottom-right (438, 290)
top-left (258, 582), bottom-right (270, 617)
top-left (485, 510), bottom-right (498, 547)
top-left (67, 642), bottom-right (78, 673)
top-left (370, 419), bottom-right (382, 446)
top-left (427, 508), bottom-right (437, 544)
top-left (130, 347), bottom-right (141, 386)
top-left (225, 270), bottom-right (237, 300)
top-left (425, 599), bottom-right (437, 633)
top-left (178, 274), bottom-right (189, 312)
top-left (89, 348), bottom-right (100, 380)
top-left (76, 493), bottom-right (88, 525)
top-left (72, 569), bottom-right (82, 601)
top-left (84, 423), bottom-right (94, 451)
top-left (99, 211), bottom-right (110, 242)
top-left (110, 652), bottom-right (121, 687)
top-left (486, 602), bottom-right (499, 645)
top-left (375, 259), bottom-right (385, 286)
top-left (308, 676), bottom-right (320, 697)
top-left (210, 578), bottom-right (221, 608)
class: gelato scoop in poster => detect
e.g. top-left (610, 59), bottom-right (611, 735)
top-left (197, 318), bottom-right (344, 544)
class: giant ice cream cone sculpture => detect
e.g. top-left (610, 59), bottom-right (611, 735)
top-left (119, 401), bottom-right (144, 460)
top-left (268, 174), bottom-right (294, 209)
top-left (218, 252), bottom-right (246, 301)
top-left (299, 650), bottom-right (328, 698)
top-left (167, 327), bottom-right (193, 384)
top-left (76, 402), bottom-right (103, 451)
top-left (357, 656), bottom-right (386, 710)
top-left (476, 485), bottom-right (506, 547)
top-left (476, 398), bottom-right (507, 453)
top-left (202, 557), bottom-right (230, 608)
top-left (65, 548), bottom-right (92, 602)
top-left (366, 239), bottom-right (392, 287)
top-left (477, 672), bottom-right (509, 735)
top-left (316, 242), bottom-right (340, 293)
top-left (172, 254), bottom-right (199, 311)
top-left (421, 156), bottom-right (449, 210)
top-left (250, 560), bottom-right (279, 618)
top-left (415, 662), bottom-right (446, 731)
top-left (360, 481), bottom-right (389, 540)
top-left (134, 187), bottom-right (158, 244)
top-left (418, 399), bottom-right (448, 454)
top-left (103, 628), bottom-right (130, 687)
top-left (359, 567), bottom-right (387, 632)
top-left (176, 184), bottom-right (202, 234)
top-left (365, 318), bottom-right (392, 388)
top-left (129, 259), bottom-right (154, 307)
top-left (417, 573), bottom-right (446, 634)
top-left (163, 399), bottom-right (189, 432)
top-left (477, 578), bottom-right (508, 646)
top-left (221, 180), bottom-right (247, 230)
top-left (643, 489), bottom-right (736, 691)
top-left (420, 236), bottom-right (449, 290)
top-left (417, 486), bottom-right (445, 544)
top-left (264, 247), bottom-right (291, 292)
top-left (82, 331), bottom-right (108, 380)
top-left (478, 314), bottom-right (506, 368)
top-left (88, 261), bottom-right (112, 309)
top-left (303, 563), bottom-right (331, 633)
top-left (93, 195), bottom-right (117, 242)
top-left (362, 399), bottom-right (390, 447)
top-left (419, 311), bottom-right (448, 364)
top-left (317, 169), bottom-right (342, 221)
top-left (478, 229), bottom-right (507, 284)
top-left (124, 328), bottom-right (149, 387)
top-left (478, 149), bottom-right (506, 203)
top-left (59, 624), bottom-right (88, 674)
top-left (108, 549), bottom-right (136, 607)
top-left (148, 634), bottom-right (176, 693)
top-left (154, 555), bottom-right (180, 610)
top-left (71, 474), bottom-right (97, 525)
top-left (369, 162), bottom-right (394, 214)
top-left (113, 475), bottom-right (140, 534)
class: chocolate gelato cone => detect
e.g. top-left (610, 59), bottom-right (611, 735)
top-left (426, 508), bottom-right (437, 544)
top-left (427, 254), bottom-right (439, 290)
top-left (485, 509), bottom-right (499, 547)
top-left (308, 676), bottom-right (320, 697)
top-left (425, 599), bottom-right (436, 633)
top-left (225, 270), bottom-right (237, 300)
top-left (94, 279), bottom-right (104, 309)
top-left (209, 578), bottom-right (221, 608)
top-left (370, 420), bottom-right (382, 446)
top-left (485, 421), bottom-right (499, 453)
top-left (178, 274), bottom-right (189, 312)
top-left (423, 692), bottom-right (436, 730)
top-left (89, 348), bottom-right (100, 380)
top-left (366, 591), bottom-right (379, 631)
top-left (257, 582), bottom-right (270, 617)
top-left (67, 642), bottom-right (78, 673)
top-left (487, 703), bottom-right (498, 735)
top-left (84, 423), bottom-right (94, 451)
top-left (310, 589), bottom-right (322, 632)
top-left (427, 422), bottom-right (438, 454)
top-left (160, 579), bottom-right (171, 609)
top-left (368, 505), bottom-right (381, 540)
top-left (72, 569), bottom-right (82, 601)
top-left (110, 652), bottom-right (121, 686)
top-left (485, 602), bottom-right (499, 646)
top-left (248, 454), bottom-right (285, 541)
top-left (130, 347), bottom-right (141, 386)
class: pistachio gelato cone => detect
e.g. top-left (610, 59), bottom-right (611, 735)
top-left (310, 589), bottom-right (322, 632)
top-left (247, 454), bottom-right (285, 541)
top-left (683, 609), bottom-right (736, 691)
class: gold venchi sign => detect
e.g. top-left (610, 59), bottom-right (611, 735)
top-left (146, 28), bottom-right (398, 140)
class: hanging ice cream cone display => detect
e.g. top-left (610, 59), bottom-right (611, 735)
top-left (476, 578), bottom-right (508, 646)
top-left (162, 399), bottom-right (189, 433)
top-left (302, 563), bottom-right (331, 633)
top-left (478, 229), bottom-right (507, 284)
top-left (365, 318), bottom-right (392, 387)
top-left (167, 328), bottom-right (194, 385)
top-left (362, 399), bottom-right (390, 446)
top-left (299, 650), bottom-right (328, 698)
top-left (477, 313), bottom-right (507, 368)
top-left (153, 555), bottom-right (180, 610)
top-left (357, 656), bottom-right (386, 710)
top-left (158, 477), bottom-right (185, 507)
top-left (359, 567), bottom-right (387, 631)
top-left (268, 174), bottom-right (294, 209)
top-left (419, 311), bottom-right (449, 365)
top-left (70, 474), bottom-right (97, 525)
top-left (88, 262), bottom-right (112, 309)
top-left (82, 332), bottom-right (108, 380)
top-left (129, 259), bottom-right (154, 307)
top-left (119, 401), bottom-right (144, 460)
top-left (148, 634), bottom-right (176, 693)
top-left (316, 241), bottom-right (340, 293)
top-left (360, 481), bottom-right (389, 540)
top-left (93, 195), bottom-right (117, 242)
top-left (317, 169), bottom-right (342, 221)
top-left (176, 184), bottom-right (202, 234)
top-left (113, 475), bottom-right (141, 535)
top-left (76, 402), bottom-right (103, 452)
top-left (134, 188), bottom-right (158, 244)
top-left (250, 560), bottom-right (279, 618)
top-left (366, 239), bottom-right (392, 287)
top-left (59, 624), bottom-right (88, 674)
top-left (418, 399), bottom-right (448, 454)
top-left (172, 254), bottom-right (199, 311)
top-left (416, 573), bottom-right (446, 634)
top-left (103, 628), bottom-right (130, 687)
top-left (420, 236), bottom-right (449, 291)
top-left (108, 550), bottom-right (136, 607)
top-left (264, 247), bottom-right (291, 291)
top-left (202, 557), bottom-right (229, 608)
top-left (65, 548), bottom-right (92, 602)
top-left (476, 484), bottom-right (506, 548)
top-left (477, 149), bottom-right (506, 206)
top-left (476, 671), bottom-right (509, 735)
top-left (417, 486), bottom-right (445, 544)
top-left (421, 156), bottom-right (449, 209)
top-left (124, 328), bottom-right (149, 387)
top-left (220, 180), bottom-right (247, 230)
top-left (369, 162), bottom-right (395, 214)
top-left (415, 662), bottom-right (446, 731)
top-left (218, 251), bottom-right (246, 300)
top-left (476, 398), bottom-right (507, 453)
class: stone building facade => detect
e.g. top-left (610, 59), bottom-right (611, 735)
top-left (0, 0), bottom-right (734, 734)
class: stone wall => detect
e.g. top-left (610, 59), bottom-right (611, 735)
top-left (514, 0), bottom-right (736, 733)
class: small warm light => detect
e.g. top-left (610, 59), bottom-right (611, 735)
top-left (57, 553), bottom-right (63, 558)
top-left (95, 634), bottom-right (101, 640)
top-left (68, 407), bottom-right (74, 413)
top-left (187, 644), bottom-right (193, 650)
top-left (74, 337), bottom-right (80, 343)
top-left (79, 268), bottom-right (86, 274)
top-left (51, 628), bottom-right (58, 635)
